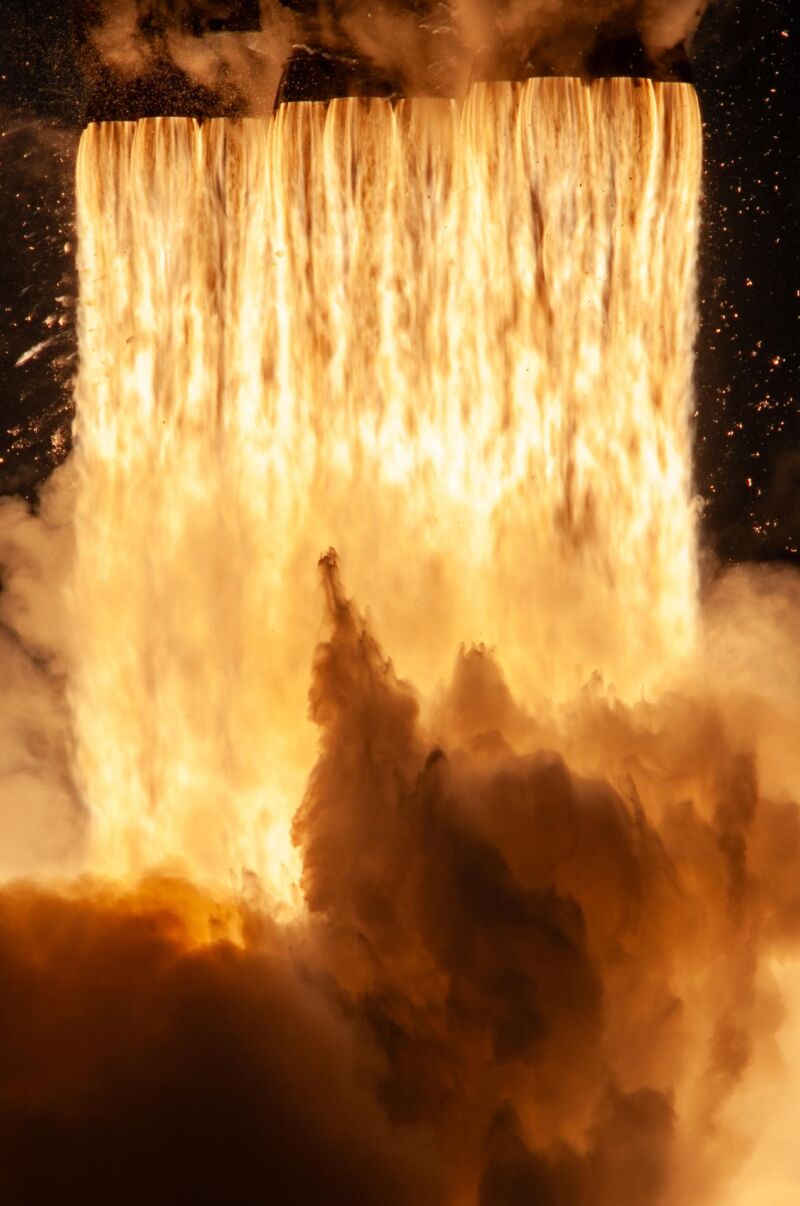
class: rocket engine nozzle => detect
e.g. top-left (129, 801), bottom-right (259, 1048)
top-left (274, 47), bottom-right (402, 106)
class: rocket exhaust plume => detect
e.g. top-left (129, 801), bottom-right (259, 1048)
top-left (1, 17), bottom-right (799, 1206)
top-left (72, 79), bottom-right (701, 890)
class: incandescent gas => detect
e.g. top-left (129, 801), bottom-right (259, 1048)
top-left (73, 78), bottom-right (701, 893)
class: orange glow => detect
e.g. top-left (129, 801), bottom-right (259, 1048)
top-left (73, 79), bottom-right (701, 899)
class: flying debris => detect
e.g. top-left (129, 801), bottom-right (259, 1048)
top-left (586, 17), bottom-right (693, 83)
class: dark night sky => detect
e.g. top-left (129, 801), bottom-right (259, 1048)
top-left (1, 0), bottom-right (797, 564)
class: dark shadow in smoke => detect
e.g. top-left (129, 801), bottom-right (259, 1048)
top-left (294, 552), bottom-right (800, 1201)
top-left (1, 552), bottom-right (799, 1203)
top-left (0, 879), bottom-right (445, 1206)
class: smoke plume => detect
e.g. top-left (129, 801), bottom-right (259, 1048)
top-left (77, 1), bottom-right (713, 112)
top-left (0, 877), bottom-right (445, 1205)
top-left (1, 523), bottom-right (799, 1202)
top-left (2, 9), bottom-right (797, 1200)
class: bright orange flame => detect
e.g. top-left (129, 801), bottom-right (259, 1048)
top-left (72, 78), bottom-right (701, 897)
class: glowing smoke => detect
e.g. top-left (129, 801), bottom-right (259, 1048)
top-left (0, 41), bottom-right (799, 1206)
top-left (1, 548), bottom-right (799, 1201)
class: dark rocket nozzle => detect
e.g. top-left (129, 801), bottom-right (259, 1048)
top-left (81, 67), bottom-right (247, 124)
top-left (274, 47), bottom-right (402, 106)
top-left (652, 42), bottom-right (694, 85)
top-left (585, 29), bottom-right (655, 79)
top-left (272, 0), bottom-right (458, 105)
top-left (273, 0), bottom-right (400, 105)
top-left (77, 0), bottom-right (694, 124)
top-left (470, 19), bottom-right (693, 88)
top-left (586, 21), bottom-right (693, 83)
top-left (81, 61), bottom-right (253, 123)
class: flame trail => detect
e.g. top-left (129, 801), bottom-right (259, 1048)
top-left (2, 72), bottom-right (799, 1205)
top-left (73, 78), bottom-right (701, 895)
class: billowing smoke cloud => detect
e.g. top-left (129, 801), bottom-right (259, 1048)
top-left (77, 1), bottom-right (296, 117)
top-left (3, 9), bottom-right (795, 1197)
top-left (0, 878), bottom-right (445, 1205)
top-left (293, 555), bottom-right (800, 1202)
top-left (0, 464), bottom-right (84, 879)
top-left (77, 0), bottom-right (713, 114)
top-left (2, 526), bottom-right (798, 1202)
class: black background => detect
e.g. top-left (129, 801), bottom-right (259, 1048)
top-left (1, 0), bottom-right (797, 564)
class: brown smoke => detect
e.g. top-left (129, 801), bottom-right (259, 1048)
top-left (78, 1), bottom-right (713, 112)
top-left (2, 536), bottom-right (798, 1202)
top-left (293, 554), bottom-right (800, 1202)
top-left (0, 877), bottom-right (445, 1205)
